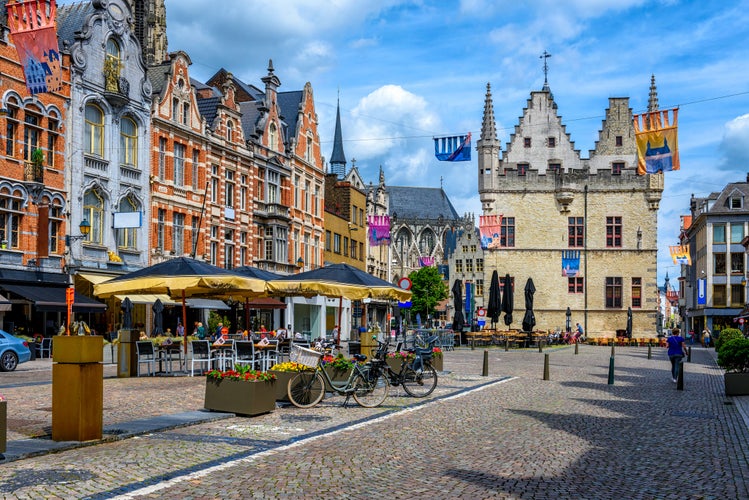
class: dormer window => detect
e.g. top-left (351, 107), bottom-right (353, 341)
top-left (730, 196), bottom-right (743, 209)
top-left (269, 123), bottom-right (278, 150)
top-left (227, 120), bottom-right (234, 142)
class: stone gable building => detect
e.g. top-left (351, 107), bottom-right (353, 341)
top-left (477, 80), bottom-right (663, 337)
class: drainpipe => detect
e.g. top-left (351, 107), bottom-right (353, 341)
top-left (584, 184), bottom-right (588, 334)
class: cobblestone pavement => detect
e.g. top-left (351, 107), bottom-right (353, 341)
top-left (1, 345), bottom-right (748, 499)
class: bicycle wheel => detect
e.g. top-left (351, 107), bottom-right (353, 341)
top-left (401, 363), bottom-right (438, 397)
top-left (352, 370), bottom-right (389, 408)
top-left (287, 371), bottom-right (325, 408)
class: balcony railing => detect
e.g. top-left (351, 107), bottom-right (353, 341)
top-left (23, 161), bottom-right (43, 183)
top-left (255, 202), bottom-right (290, 220)
top-left (84, 155), bottom-right (109, 171)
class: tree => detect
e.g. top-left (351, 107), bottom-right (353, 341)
top-left (409, 266), bottom-right (448, 323)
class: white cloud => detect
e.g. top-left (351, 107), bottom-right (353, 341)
top-left (720, 114), bottom-right (749, 169)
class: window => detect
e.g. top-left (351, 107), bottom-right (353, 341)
top-left (475, 279), bottom-right (484, 296)
top-left (714, 253), bottom-right (726, 275)
top-left (548, 163), bottom-right (560, 174)
top-left (419, 229), bottom-right (435, 254)
top-left (83, 189), bottom-right (104, 244)
top-left (120, 116), bottom-right (137, 167)
top-left (225, 170), bottom-right (235, 208)
top-left (730, 197), bottom-right (743, 209)
top-left (615, 135), bottom-right (623, 147)
top-left (191, 216), bottom-right (199, 255)
top-left (172, 212), bottom-right (185, 255)
top-left (470, 244), bottom-right (477, 253)
top-left (568, 277), bottom-right (584, 293)
top-left (476, 258), bottom-right (484, 272)
top-left (47, 117), bottom-right (58, 167)
top-left (713, 225), bottom-right (725, 244)
top-left (23, 110), bottom-right (41, 162)
top-left (343, 236), bottom-right (349, 256)
top-left (117, 196), bottom-right (138, 249)
top-left (48, 203), bottom-right (62, 254)
top-left (240, 186), bottom-right (247, 211)
top-left (294, 175), bottom-right (300, 207)
top-left (352, 206), bottom-right (358, 224)
top-left (0, 189), bottom-right (23, 248)
top-left (731, 223), bottom-right (744, 243)
top-left (268, 171), bottom-right (280, 204)
top-left (333, 233), bottom-right (341, 254)
top-left (314, 185), bottom-right (320, 216)
top-left (548, 137), bottom-right (556, 147)
top-left (462, 245), bottom-right (468, 253)
top-left (306, 133), bottom-right (313, 161)
top-left (211, 165), bottom-right (219, 202)
top-left (466, 259), bottom-right (473, 273)
top-left (157, 209), bottom-right (165, 250)
top-left (605, 277), bottom-right (622, 308)
top-left (104, 38), bottom-right (121, 91)
top-left (713, 284), bottom-right (727, 307)
top-left (351, 238), bottom-right (357, 259)
top-left (455, 259), bottom-right (463, 273)
top-left (518, 164), bottom-right (528, 176)
top-left (501, 217), bottom-right (515, 247)
top-left (568, 217), bottom-right (584, 247)
top-left (732, 253), bottom-right (745, 274)
top-left (4, 104), bottom-right (18, 157)
top-left (325, 230), bottom-right (331, 251)
top-left (606, 216), bottom-right (622, 247)
top-left (172, 98), bottom-right (179, 121)
top-left (182, 103), bottom-right (190, 126)
top-left (359, 242), bottom-right (364, 261)
top-left (84, 104), bottom-right (104, 156)
top-left (174, 143), bottom-right (185, 186)
top-left (612, 162), bottom-right (624, 175)
top-left (731, 284), bottom-right (744, 306)
top-left (192, 149), bottom-right (199, 190)
top-left (227, 120), bottom-right (234, 142)
top-left (158, 138), bottom-right (166, 178)
top-left (304, 180), bottom-right (310, 211)
top-left (524, 137), bottom-right (531, 148)
top-left (632, 277), bottom-right (642, 308)
top-left (269, 123), bottom-right (277, 150)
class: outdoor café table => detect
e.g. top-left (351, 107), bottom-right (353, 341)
top-left (211, 342), bottom-right (235, 370)
top-left (157, 343), bottom-right (183, 374)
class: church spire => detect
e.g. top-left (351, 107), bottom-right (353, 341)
top-left (480, 83), bottom-right (498, 143)
top-left (329, 97), bottom-right (347, 178)
top-left (648, 74), bottom-right (659, 112)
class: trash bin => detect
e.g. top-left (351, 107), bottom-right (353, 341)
top-left (117, 330), bottom-right (139, 377)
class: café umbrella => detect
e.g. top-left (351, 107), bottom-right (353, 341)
top-left (121, 297), bottom-right (133, 330)
top-left (152, 298), bottom-right (164, 336)
top-left (501, 273), bottom-right (514, 327)
top-left (451, 279), bottom-right (465, 332)
top-left (94, 257), bottom-right (267, 353)
top-left (267, 263), bottom-right (411, 344)
top-left (487, 271), bottom-right (501, 329)
top-left (521, 278), bottom-right (536, 333)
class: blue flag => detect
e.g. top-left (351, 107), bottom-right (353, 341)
top-left (434, 133), bottom-right (471, 161)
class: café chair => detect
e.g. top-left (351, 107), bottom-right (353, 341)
top-left (233, 341), bottom-right (257, 370)
top-left (190, 340), bottom-right (216, 376)
top-left (135, 341), bottom-right (158, 377)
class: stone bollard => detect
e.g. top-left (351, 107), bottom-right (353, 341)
top-left (538, 340), bottom-right (543, 353)
top-left (574, 341), bottom-right (579, 355)
top-left (543, 353), bottom-right (550, 380)
top-left (505, 339), bottom-right (509, 352)
top-left (471, 338), bottom-right (475, 351)
top-left (608, 356), bottom-right (615, 385)
top-left (677, 360), bottom-right (684, 390)
top-left (482, 349), bottom-right (489, 376)
top-left (647, 344), bottom-right (652, 359)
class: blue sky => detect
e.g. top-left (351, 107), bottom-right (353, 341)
top-left (62, 0), bottom-right (749, 287)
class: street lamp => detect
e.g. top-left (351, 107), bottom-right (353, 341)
top-left (65, 218), bottom-right (91, 246)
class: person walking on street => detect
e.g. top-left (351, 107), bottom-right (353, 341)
top-left (667, 327), bottom-right (687, 383)
top-left (702, 327), bottom-right (711, 348)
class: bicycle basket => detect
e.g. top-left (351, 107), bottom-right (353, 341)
top-left (290, 344), bottom-right (323, 368)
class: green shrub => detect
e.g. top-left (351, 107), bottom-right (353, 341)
top-left (715, 328), bottom-right (743, 352)
top-left (717, 337), bottom-right (749, 373)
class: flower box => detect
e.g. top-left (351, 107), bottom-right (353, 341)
top-left (204, 378), bottom-right (275, 416)
top-left (271, 371), bottom-right (296, 402)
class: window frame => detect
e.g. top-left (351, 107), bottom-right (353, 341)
top-left (605, 277), bottom-right (623, 308)
top-left (119, 116), bottom-right (137, 167)
top-left (84, 103), bottom-right (104, 157)
top-left (606, 216), bottom-right (622, 248)
top-left (568, 217), bottom-right (584, 248)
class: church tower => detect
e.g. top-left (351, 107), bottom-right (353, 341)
top-left (477, 83), bottom-right (501, 211)
top-left (329, 99), bottom-right (347, 178)
top-left (127, 0), bottom-right (168, 66)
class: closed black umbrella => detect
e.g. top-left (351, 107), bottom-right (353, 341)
top-left (501, 273), bottom-right (513, 327)
top-left (522, 278), bottom-right (536, 332)
top-left (566, 307), bottom-right (571, 333)
top-left (121, 297), bottom-right (133, 330)
top-left (487, 270), bottom-right (501, 328)
top-left (152, 298), bottom-right (164, 336)
top-left (626, 307), bottom-right (633, 339)
top-left (451, 279), bottom-right (465, 332)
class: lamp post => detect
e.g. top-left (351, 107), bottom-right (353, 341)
top-left (65, 219), bottom-right (91, 335)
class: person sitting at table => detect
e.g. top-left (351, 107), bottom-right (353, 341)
top-left (276, 325), bottom-right (289, 340)
top-left (195, 322), bottom-right (206, 340)
top-left (294, 331), bottom-right (304, 340)
top-left (220, 324), bottom-right (229, 339)
top-left (212, 322), bottom-right (223, 342)
top-left (259, 324), bottom-right (268, 333)
top-left (165, 328), bottom-right (172, 337)
top-left (139, 331), bottom-right (148, 341)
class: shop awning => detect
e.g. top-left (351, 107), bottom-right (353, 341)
top-left (0, 293), bottom-right (11, 312)
top-left (1, 284), bottom-right (107, 312)
top-left (77, 272), bottom-right (116, 285)
top-left (185, 298), bottom-right (230, 310)
top-left (114, 294), bottom-right (180, 306)
top-left (245, 297), bottom-right (287, 309)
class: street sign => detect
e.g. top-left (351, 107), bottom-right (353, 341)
top-left (398, 277), bottom-right (412, 290)
top-left (398, 301), bottom-right (412, 308)
top-left (477, 308), bottom-right (486, 317)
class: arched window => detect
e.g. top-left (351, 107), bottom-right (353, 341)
top-left (23, 104), bottom-right (42, 162)
top-left (104, 39), bottom-right (121, 91)
top-left (83, 189), bottom-right (104, 244)
top-left (117, 195), bottom-right (138, 249)
top-left (306, 132), bottom-right (313, 161)
top-left (419, 229), bottom-right (436, 255)
top-left (227, 120), bottom-right (234, 142)
top-left (0, 186), bottom-right (24, 248)
top-left (395, 228), bottom-right (411, 261)
top-left (84, 104), bottom-right (104, 156)
top-left (269, 123), bottom-right (277, 151)
top-left (120, 116), bottom-right (137, 167)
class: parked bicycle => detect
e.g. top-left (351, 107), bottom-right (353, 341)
top-left (286, 343), bottom-right (389, 408)
top-left (370, 335), bottom-right (438, 398)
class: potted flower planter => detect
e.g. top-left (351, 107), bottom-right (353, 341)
top-left (270, 371), bottom-right (297, 402)
top-left (717, 334), bottom-right (749, 396)
top-left (204, 378), bottom-right (275, 416)
top-left (386, 357), bottom-right (403, 373)
top-left (431, 355), bottom-right (443, 372)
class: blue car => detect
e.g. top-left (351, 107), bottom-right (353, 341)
top-left (0, 329), bottom-right (32, 371)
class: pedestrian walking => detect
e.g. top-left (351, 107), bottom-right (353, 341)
top-left (667, 327), bottom-right (687, 383)
top-left (702, 327), bottom-right (711, 348)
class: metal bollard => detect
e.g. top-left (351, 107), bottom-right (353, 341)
top-left (611, 343), bottom-right (615, 357)
top-left (574, 341), bottom-right (579, 355)
top-left (543, 353), bottom-right (550, 380)
top-left (687, 346), bottom-right (692, 363)
top-left (677, 360), bottom-right (684, 390)
top-left (647, 344), bottom-right (652, 359)
top-left (482, 349), bottom-right (489, 376)
top-left (505, 339), bottom-right (509, 352)
top-left (608, 356), bottom-right (615, 385)
top-left (538, 340), bottom-right (543, 353)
